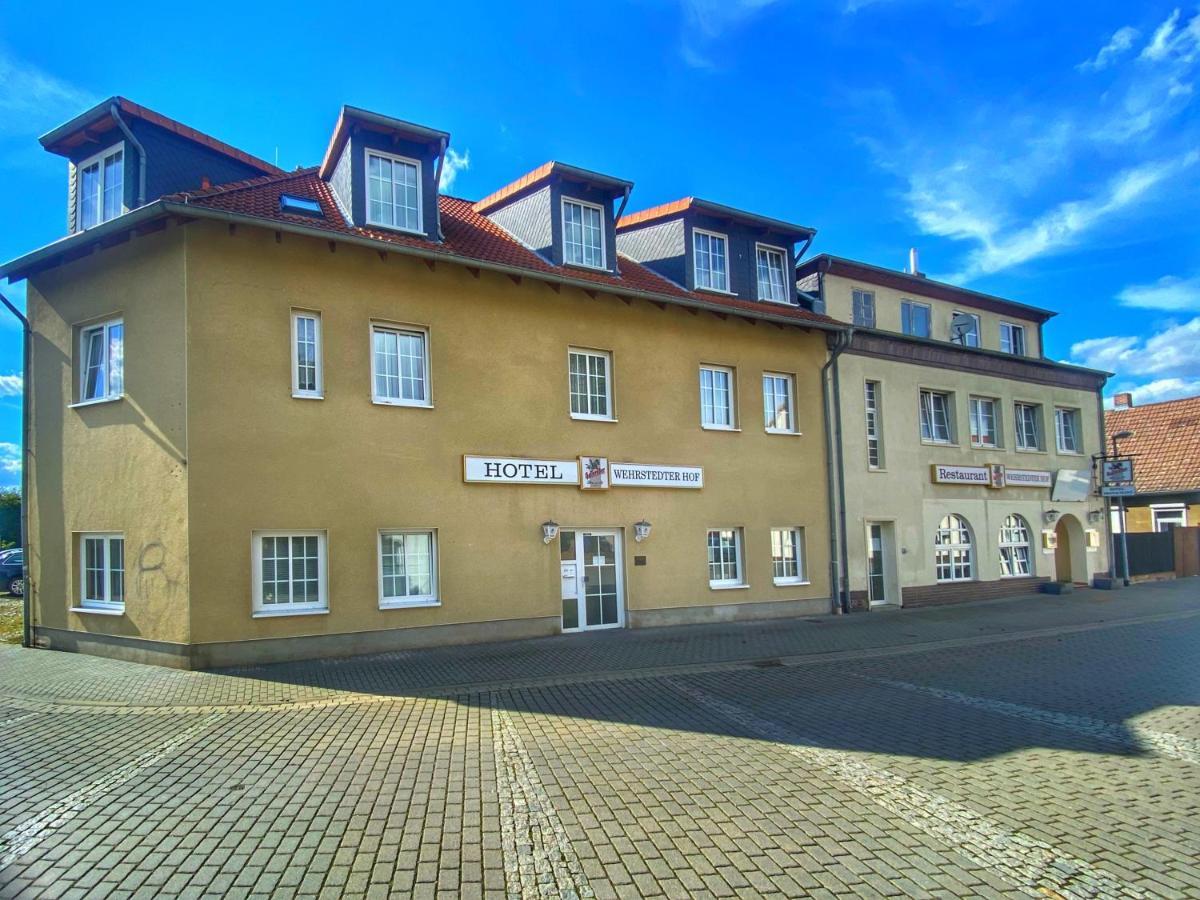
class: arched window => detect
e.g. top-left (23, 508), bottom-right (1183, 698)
top-left (934, 514), bottom-right (973, 582)
top-left (999, 514), bottom-right (1032, 577)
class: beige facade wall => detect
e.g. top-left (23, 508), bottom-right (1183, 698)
top-left (181, 222), bottom-right (833, 649)
top-left (822, 274), bottom-right (1043, 357)
top-left (837, 352), bottom-right (1107, 602)
top-left (27, 227), bottom-right (191, 645)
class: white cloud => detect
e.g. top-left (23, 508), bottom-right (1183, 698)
top-left (439, 148), bottom-right (470, 194)
top-left (0, 443), bottom-right (19, 477)
top-left (1140, 8), bottom-right (1200, 63)
top-left (676, 0), bottom-right (781, 68)
top-left (1117, 274), bottom-right (1200, 311)
top-left (1068, 317), bottom-right (1200, 385)
top-left (1078, 25), bottom-right (1140, 72)
top-left (0, 50), bottom-right (92, 125)
top-left (0, 375), bottom-right (20, 397)
top-left (1108, 377), bottom-right (1200, 406)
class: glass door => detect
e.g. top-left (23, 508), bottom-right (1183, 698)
top-left (559, 529), bottom-right (623, 630)
top-left (867, 524), bottom-right (888, 606)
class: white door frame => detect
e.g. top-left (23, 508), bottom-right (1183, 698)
top-left (865, 519), bottom-right (900, 608)
top-left (559, 528), bottom-right (625, 631)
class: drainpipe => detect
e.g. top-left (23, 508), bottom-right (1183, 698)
top-left (432, 137), bottom-right (448, 241)
top-left (822, 317), bottom-right (854, 614)
top-left (1096, 387), bottom-right (1115, 583)
top-left (0, 291), bottom-right (32, 647)
top-left (612, 185), bottom-right (631, 276)
top-left (109, 103), bottom-right (146, 208)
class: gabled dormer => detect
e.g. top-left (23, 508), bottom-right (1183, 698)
top-left (40, 97), bottom-right (282, 235)
top-left (616, 199), bottom-right (814, 305)
top-left (318, 106), bottom-right (448, 242)
top-left (473, 162), bottom-right (632, 276)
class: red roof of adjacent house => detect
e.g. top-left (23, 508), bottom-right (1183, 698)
top-left (167, 168), bottom-right (840, 328)
top-left (1106, 395), bottom-right (1200, 494)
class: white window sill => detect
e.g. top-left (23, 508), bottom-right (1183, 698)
top-left (365, 220), bottom-right (426, 237)
top-left (372, 399), bottom-right (434, 409)
top-left (69, 396), bottom-right (124, 409)
top-left (70, 606), bottom-right (125, 616)
top-left (380, 599), bottom-right (441, 610)
top-left (701, 424), bottom-right (741, 433)
top-left (570, 414), bottom-right (618, 423)
top-left (765, 429), bottom-right (802, 436)
top-left (709, 583), bottom-right (750, 591)
top-left (293, 392), bottom-right (324, 401)
top-left (1056, 449), bottom-right (1085, 457)
top-left (563, 261), bottom-right (608, 273)
top-left (758, 296), bottom-right (794, 306)
top-left (971, 443), bottom-right (999, 450)
top-left (921, 439), bottom-right (958, 448)
top-left (1015, 447), bottom-right (1047, 455)
top-left (868, 466), bottom-right (888, 473)
top-left (773, 579), bottom-right (811, 587)
top-left (695, 286), bottom-right (736, 297)
top-left (252, 607), bottom-right (330, 619)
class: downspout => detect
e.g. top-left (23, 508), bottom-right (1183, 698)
top-left (1096, 381), bottom-right (1113, 583)
top-left (821, 300), bottom-right (854, 614)
top-left (0, 291), bottom-right (32, 647)
top-left (432, 137), bottom-right (448, 241)
top-left (831, 329), bottom-right (853, 613)
top-left (612, 185), bottom-right (631, 276)
top-left (109, 103), bottom-right (146, 208)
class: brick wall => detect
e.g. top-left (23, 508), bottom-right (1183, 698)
top-left (850, 576), bottom-right (1050, 610)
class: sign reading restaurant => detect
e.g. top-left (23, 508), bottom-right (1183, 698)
top-left (464, 455), bottom-right (703, 489)
top-left (930, 464), bottom-right (1052, 489)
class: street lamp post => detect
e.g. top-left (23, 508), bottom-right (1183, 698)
top-left (1111, 430), bottom-right (1134, 586)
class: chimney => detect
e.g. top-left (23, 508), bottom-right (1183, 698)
top-left (200, 176), bottom-right (211, 191)
top-left (908, 247), bottom-right (923, 277)
top-left (1113, 392), bottom-right (1134, 409)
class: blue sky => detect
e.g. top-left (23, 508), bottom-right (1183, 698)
top-left (0, 0), bottom-right (1198, 488)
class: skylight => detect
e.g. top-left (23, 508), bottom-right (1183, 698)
top-left (280, 194), bottom-right (323, 217)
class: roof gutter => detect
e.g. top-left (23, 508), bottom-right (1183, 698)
top-left (612, 185), bottom-right (631, 276)
top-left (432, 136), bottom-right (448, 242)
top-left (109, 102), bottom-right (147, 207)
top-left (0, 291), bottom-right (32, 647)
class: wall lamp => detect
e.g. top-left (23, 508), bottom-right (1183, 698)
top-left (1043, 509), bottom-right (1061, 525)
top-left (634, 520), bottom-right (652, 543)
top-left (1088, 509), bottom-right (1103, 524)
top-left (542, 520), bottom-right (559, 545)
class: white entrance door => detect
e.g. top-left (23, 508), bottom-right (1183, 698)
top-left (559, 529), bottom-right (624, 631)
top-left (867, 523), bottom-right (891, 606)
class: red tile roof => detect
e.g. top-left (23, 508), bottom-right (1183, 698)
top-left (618, 197), bottom-right (815, 238)
top-left (617, 197), bottom-right (697, 230)
top-left (169, 169), bottom-right (840, 328)
top-left (472, 161), bottom-right (632, 215)
top-left (1106, 395), bottom-right (1200, 494)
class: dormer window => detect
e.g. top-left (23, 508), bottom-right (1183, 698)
top-left (562, 198), bottom-right (605, 269)
top-left (694, 230), bottom-right (728, 292)
top-left (366, 150), bottom-right (422, 233)
top-left (77, 144), bottom-right (124, 229)
top-left (755, 244), bottom-right (788, 303)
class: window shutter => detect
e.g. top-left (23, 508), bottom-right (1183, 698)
top-left (67, 160), bottom-right (77, 234)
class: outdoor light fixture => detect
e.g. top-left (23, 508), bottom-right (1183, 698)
top-left (1088, 509), bottom-right (1103, 524)
top-left (541, 520), bottom-right (559, 544)
top-left (1043, 509), bottom-right (1061, 525)
top-left (634, 520), bottom-right (652, 543)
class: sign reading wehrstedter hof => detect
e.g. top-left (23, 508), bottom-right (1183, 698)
top-left (464, 455), bottom-right (703, 489)
top-left (610, 462), bottom-right (704, 489)
top-left (931, 464), bottom-right (1052, 489)
top-left (1005, 468), bottom-right (1053, 488)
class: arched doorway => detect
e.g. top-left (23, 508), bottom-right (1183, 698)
top-left (1054, 514), bottom-right (1087, 584)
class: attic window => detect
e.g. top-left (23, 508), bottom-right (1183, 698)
top-left (280, 194), bottom-right (324, 218)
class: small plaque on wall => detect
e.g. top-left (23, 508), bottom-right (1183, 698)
top-left (634, 556), bottom-right (647, 566)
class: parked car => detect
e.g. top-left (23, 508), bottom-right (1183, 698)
top-left (0, 550), bottom-right (24, 596)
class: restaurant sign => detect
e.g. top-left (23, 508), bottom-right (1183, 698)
top-left (931, 464), bottom-right (1051, 489)
top-left (464, 455), bottom-right (703, 490)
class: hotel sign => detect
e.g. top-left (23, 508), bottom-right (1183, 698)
top-left (465, 455), bottom-right (703, 489)
top-left (931, 464), bottom-right (1051, 489)
top-left (610, 462), bottom-right (704, 489)
top-left (463, 456), bottom-right (579, 485)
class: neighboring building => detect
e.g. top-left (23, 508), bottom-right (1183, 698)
top-left (797, 254), bottom-right (1110, 609)
top-left (1106, 393), bottom-right (1200, 534)
top-left (1, 99), bottom-right (842, 667)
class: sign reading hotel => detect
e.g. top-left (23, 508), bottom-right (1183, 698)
top-left (931, 464), bottom-right (1051, 489)
top-left (464, 455), bottom-right (702, 489)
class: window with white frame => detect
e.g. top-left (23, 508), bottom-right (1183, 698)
top-left (901, 300), bottom-right (931, 338)
top-left (707, 528), bottom-right (744, 587)
top-left (569, 348), bottom-right (613, 420)
top-left (80, 534), bottom-right (124, 610)
top-left (77, 145), bottom-right (124, 230)
top-left (998, 514), bottom-right (1032, 577)
top-left (969, 396), bottom-right (998, 448)
top-left (372, 324), bottom-right (429, 406)
top-left (1015, 402), bottom-right (1042, 450)
top-left (1055, 407), bottom-right (1081, 453)
top-left (562, 199), bottom-right (605, 268)
top-left (693, 230), bottom-right (728, 292)
top-left (865, 380), bottom-right (884, 468)
top-left (1151, 505), bottom-right (1187, 532)
top-left (79, 318), bottom-right (124, 403)
top-left (379, 530), bottom-right (437, 606)
top-left (919, 389), bottom-right (952, 443)
top-left (770, 527), bottom-right (806, 584)
top-left (950, 311), bottom-right (981, 347)
top-left (852, 289), bottom-right (876, 328)
top-left (291, 311), bottom-right (322, 398)
top-left (366, 150), bottom-right (421, 232)
top-left (756, 245), bottom-right (788, 303)
top-left (762, 372), bottom-right (796, 433)
top-left (1001, 322), bottom-right (1026, 356)
top-left (699, 365), bottom-right (735, 429)
top-left (934, 514), bottom-right (973, 583)
top-left (252, 531), bottom-right (327, 614)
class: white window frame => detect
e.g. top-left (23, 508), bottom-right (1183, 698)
top-left (1015, 402), bottom-right (1043, 451)
top-left (291, 310), bottom-right (323, 399)
top-left (762, 372), bottom-right (797, 434)
top-left (950, 311), bottom-right (981, 347)
top-left (770, 527), bottom-right (807, 585)
top-left (999, 515), bottom-right (1032, 578)
top-left (1054, 407), bottom-right (1082, 454)
top-left (76, 317), bottom-right (124, 405)
top-left (78, 533), bottom-right (125, 612)
top-left (707, 527), bottom-right (745, 589)
top-left (934, 514), bottom-right (974, 583)
top-left (75, 143), bottom-right (126, 230)
top-left (969, 396), bottom-right (999, 448)
top-left (568, 347), bottom-right (614, 421)
top-left (699, 364), bottom-right (737, 430)
top-left (561, 197), bottom-right (606, 270)
top-left (370, 322), bottom-right (432, 407)
top-left (865, 380), bottom-right (884, 469)
top-left (755, 244), bottom-right (789, 304)
top-left (693, 228), bottom-right (730, 293)
top-left (919, 389), bottom-right (953, 444)
top-left (251, 530), bottom-right (328, 616)
top-left (1151, 505), bottom-right (1188, 532)
top-left (364, 148), bottom-right (423, 234)
top-left (901, 300), bottom-right (931, 338)
top-left (378, 529), bottom-right (439, 608)
top-left (1000, 322), bottom-right (1026, 356)
top-left (852, 289), bottom-right (876, 328)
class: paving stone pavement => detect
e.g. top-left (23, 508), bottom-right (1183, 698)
top-left (0, 580), bottom-right (1197, 898)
